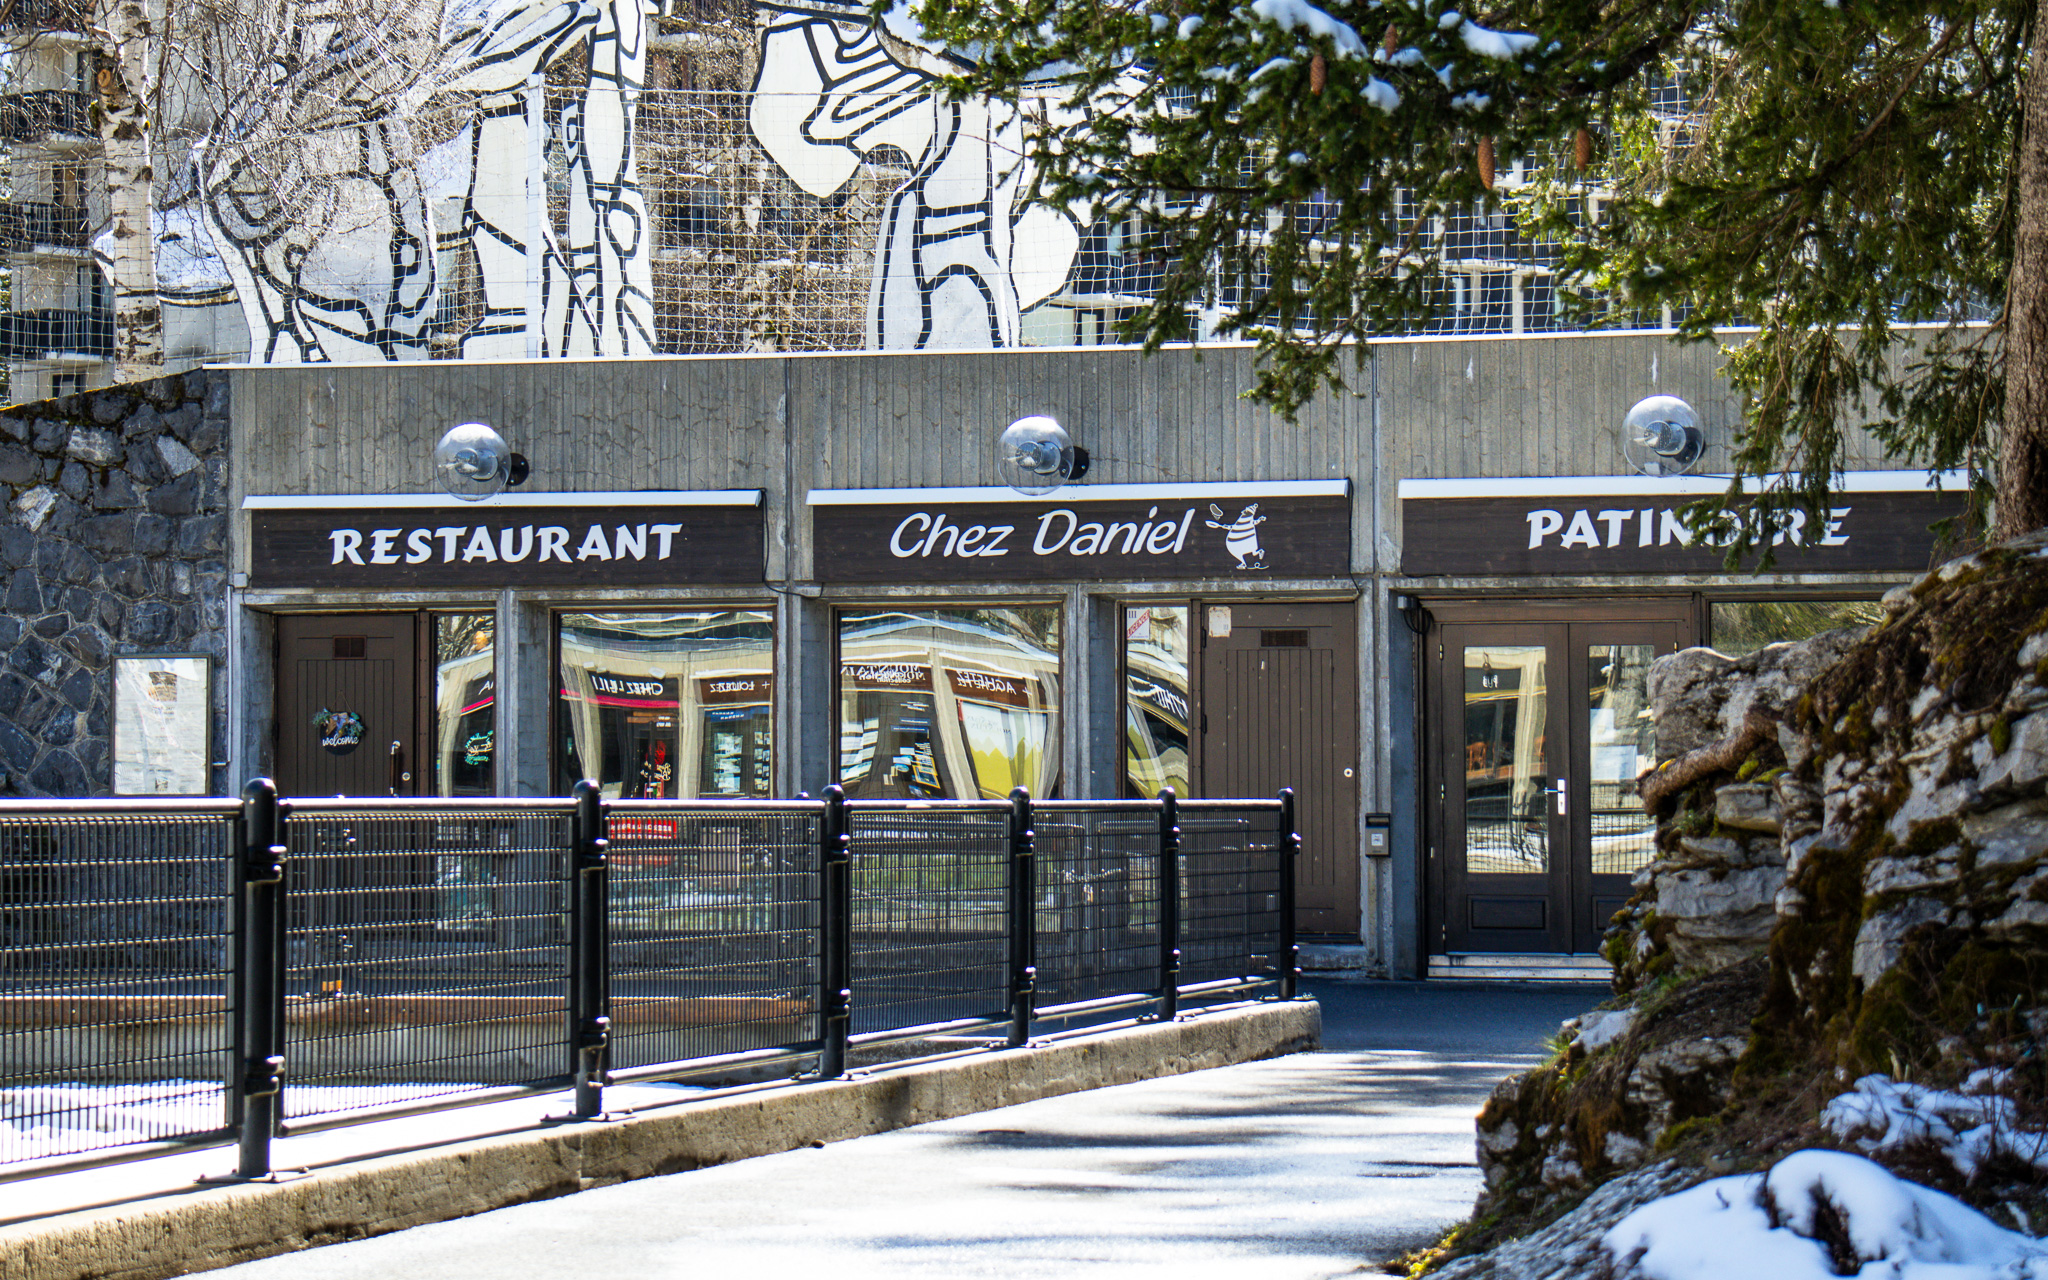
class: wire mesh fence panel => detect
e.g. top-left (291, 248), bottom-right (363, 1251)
top-left (605, 803), bottom-right (822, 1070)
top-left (278, 806), bottom-right (573, 1122)
top-left (844, 804), bottom-right (1008, 1037)
top-left (1029, 803), bottom-right (1159, 1010)
top-left (0, 806), bottom-right (237, 1165)
top-left (1176, 804), bottom-right (1285, 989)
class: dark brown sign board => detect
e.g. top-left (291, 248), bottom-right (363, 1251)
top-left (245, 493), bottom-right (766, 588)
top-left (810, 483), bottom-right (1352, 583)
top-left (1400, 482), bottom-right (1968, 576)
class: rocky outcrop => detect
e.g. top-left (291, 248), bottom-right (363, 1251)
top-left (1606, 626), bottom-right (1862, 994)
top-left (1439, 534), bottom-right (2048, 1274)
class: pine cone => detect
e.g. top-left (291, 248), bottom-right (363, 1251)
top-left (1310, 52), bottom-right (1326, 95)
top-left (1478, 136), bottom-right (1496, 190)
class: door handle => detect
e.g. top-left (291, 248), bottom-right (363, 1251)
top-left (1548, 778), bottom-right (1568, 816)
top-left (388, 741), bottom-right (406, 796)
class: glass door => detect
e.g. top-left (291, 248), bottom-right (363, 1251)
top-left (1435, 616), bottom-right (1681, 955)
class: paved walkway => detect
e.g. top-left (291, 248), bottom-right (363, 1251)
top-left (192, 980), bottom-right (1601, 1280)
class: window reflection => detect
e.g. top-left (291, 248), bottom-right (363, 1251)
top-left (556, 610), bottom-right (775, 798)
top-left (838, 607), bottom-right (1061, 800)
top-left (1709, 600), bottom-right (1883, 657)
top-left (432, 614), bottom-right (495, 797)
top-left (431, 613), bottom-right (495, 930)
top-left (1464, 645), bottom-right (1548, 875)
top-left (1589, 644), bottom-right (1657, 875)
top-left (1123, 605), bottom-right (1190, 798)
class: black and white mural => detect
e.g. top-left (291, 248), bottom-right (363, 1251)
top-left (748, 3), bottom-right (1082, 349)
top-left (148, 0), bottom-right (1085, 364)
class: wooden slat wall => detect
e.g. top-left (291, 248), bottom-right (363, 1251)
top-left (230, 333), bottom-right (1914, 579)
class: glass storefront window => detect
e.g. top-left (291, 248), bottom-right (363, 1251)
top-left (1123, 604), bottom-right (1190, 798)
top-left (1709, 600), bottom-right (1883, 657)
top-left (838, 606), bottom-right (1061, 800)
top-left (431, 613), bottom-right (495, 797)
top-left (1587, 643), bottom-right (1657, 875)
top-left (1463, 644), bottom-right (1548, 875)
top-left (556, 610), bottom-right (775, 798)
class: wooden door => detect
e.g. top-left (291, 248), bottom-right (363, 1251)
top-left (275, 614), bottom-right (420, 797)
top-left (1199, 601), bottom-right (1359, 934)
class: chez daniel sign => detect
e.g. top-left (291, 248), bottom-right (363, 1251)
top-left (243, 491), bottom-right (766, 588)
top-left (809, 481), bottom-right (1352, 582)
top-left (1398, 472), bottom-right (1969, 576)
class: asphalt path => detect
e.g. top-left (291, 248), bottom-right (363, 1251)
top-left (203, 980), bottom-right (1604, 1280)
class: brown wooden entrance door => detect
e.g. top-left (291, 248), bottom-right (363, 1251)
top-left (1200, 601), bottom-right (1359, 934)
top-left (275, 614), bottom-right (420, 797)
top-left (1434, 610), bottom-right (1685, 954)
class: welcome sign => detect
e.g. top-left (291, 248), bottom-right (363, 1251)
top-left (243, 491), bottom-right (766, 588)
top-left (809, 481), bottom-right (1352, 583)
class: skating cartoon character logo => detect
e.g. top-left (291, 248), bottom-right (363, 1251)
top-left (1206, 503), bottom-right (1268, 570)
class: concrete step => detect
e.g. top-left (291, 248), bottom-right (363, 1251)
top-left (1427, 953), bottom-right (1613, 983)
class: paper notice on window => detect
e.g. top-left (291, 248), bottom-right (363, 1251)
top-left (113, 655), bottom-right (210, 795)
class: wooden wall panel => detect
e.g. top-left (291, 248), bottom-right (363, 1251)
top-left (230, 332), bottom-right (1925, 580)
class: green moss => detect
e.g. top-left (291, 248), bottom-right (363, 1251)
top-left (1655, 1114), bottom-right (1723, 1152)
top-left (1989, 715), bottom-right (2013, 755)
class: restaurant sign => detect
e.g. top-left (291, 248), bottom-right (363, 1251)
top-left (244, 491), bottom-right (765, 588)
top-left (809, 481), bottom-right (1351, 583)
top-left (1398, 473), bottom-right (1969, 576)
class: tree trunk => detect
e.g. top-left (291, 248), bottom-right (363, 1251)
top-left (2001, 9), bottom-right (2048, 540)
top-left (93, 0), bottom-right (163, 382)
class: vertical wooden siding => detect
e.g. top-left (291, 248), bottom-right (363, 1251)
top-left (230, 333), bottom-right (1912, 579)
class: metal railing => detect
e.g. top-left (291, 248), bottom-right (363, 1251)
top-left (0, 783), bottom-right (1298, 1182)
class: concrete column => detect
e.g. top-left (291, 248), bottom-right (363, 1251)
top-left (495, 590), bottom-right (552, 797)
top-left (1059, 589), bottom-right (1120, 799)
top-left (229, 600), bottom-right (275, 790)
top-left (777, 591), bottom-right (835, 795)
top-left (1386, 590), bottom-right (1423, 980)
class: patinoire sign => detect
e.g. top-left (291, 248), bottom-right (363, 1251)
top-left (243, 491), bottom-right (766, 588)
top-left (1398, 472), bottom-right (1969, 576)
top-left (809, 480), bottom-right (1352, 583)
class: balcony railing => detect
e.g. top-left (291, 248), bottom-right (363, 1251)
top-left (0, 91), bottom-right (92, 143)
top-left (0, 307), bottom-right (111, 358)
top-left (0, 0), bottom-right (87, 35)
top-left (0, 201), bottom-right (86, 252)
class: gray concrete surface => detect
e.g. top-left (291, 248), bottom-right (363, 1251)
top-left (3, 999), bottom-right (1318, 1280)
top-left (186, 980), bottom-right (1604, 1280)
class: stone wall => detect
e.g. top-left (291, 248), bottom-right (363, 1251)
top-left (0, 374), bottom-right (228, 795)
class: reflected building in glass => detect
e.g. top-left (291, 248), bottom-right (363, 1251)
top-left (837, 607), bottom-right (1061, 800)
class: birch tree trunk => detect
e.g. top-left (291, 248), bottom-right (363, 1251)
top-left (93, 0), bottom-right (162, 381)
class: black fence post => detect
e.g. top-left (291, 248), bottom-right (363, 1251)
top-left (1006, 786), bottom-right (1036, 1048)
top-left (1278, 788), bottom-right (1300, 1000)
top-left (1156, 789), bottom-right (1180, 1021)
top-left (235, 779), bottom-right (286, 1180)
top-left (819, 785), bottom-right (851, 1079)
top-left (569, 780), bottom-right (610, 1120)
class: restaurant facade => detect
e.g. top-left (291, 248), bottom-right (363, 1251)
top-left (215, 333), bottom-right (1966, 978)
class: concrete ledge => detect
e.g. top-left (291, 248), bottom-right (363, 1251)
top-left (3, 999), bottom-right (1320, 1280)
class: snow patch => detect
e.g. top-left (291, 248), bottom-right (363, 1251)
top-left (1177, 14), bottom-right (1202, 38)
top-left (1821, 1073), bottom-right (2048, 1180)
top-left (1457, 20), bottom-right (1539, 61)
top-left (1604, 1150), bottom-right (2048, 1280)
top-left (1247, 0), bottom-right (1369, 58)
